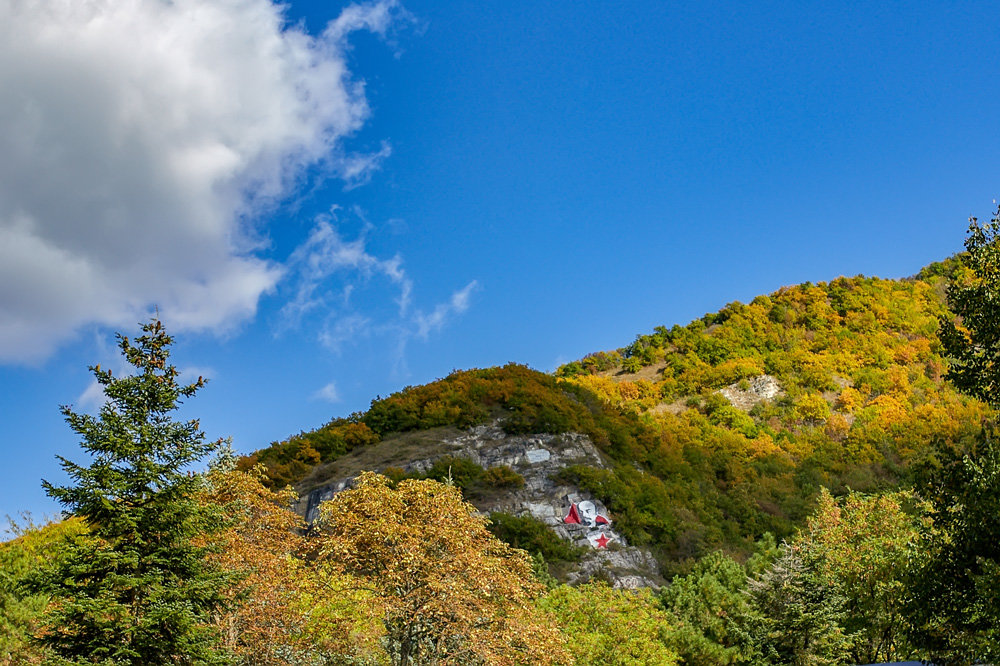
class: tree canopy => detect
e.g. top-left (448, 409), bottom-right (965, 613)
top-left (316, 472), bottom-right (570, 666)
top-left (33, 319), bottom-right (232, 665)
top-left (939, 208), bottom-right (1000, 407)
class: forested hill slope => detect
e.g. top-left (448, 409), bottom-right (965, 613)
top-left (243, 261), bottom-right (989, 570)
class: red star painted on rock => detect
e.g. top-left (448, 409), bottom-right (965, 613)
top-left (594, 533), bottom-right (610, 549)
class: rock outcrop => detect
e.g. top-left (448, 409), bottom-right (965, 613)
top-left (717, 374), bottom-right (783, 411)
top-left (296, 420), bottom-right (662, 588)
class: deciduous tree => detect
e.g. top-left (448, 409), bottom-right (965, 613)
top-left (317, 472), bottom-right (569, 666)
top-left (202, 462), bottom-right (385, 665)
top-left (907, 213), bottom-right (1000, 665)
top-left (540, 582), bottom-right (678, 666)
top-left (907, 430), bottom-right (1000, 665)
top-left (801, 489), bottom-right (919, 664)
top-left (939, 208), bottom-right (1000, 406)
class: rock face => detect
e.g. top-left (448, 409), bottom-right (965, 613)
top-left (717, 374), bottom-right (783, 411)
top-left (296, 420), bottom-right (662, 589)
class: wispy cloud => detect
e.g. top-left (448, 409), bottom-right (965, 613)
top-left (413, 281), bottom-right (480, 339)
top-left (314, 382), bottom-right (341, 403)
top-left (319, 314), bottom-right (373, 352)
top-left (73, 335), bottom-right (217, 413)
top-left (0, 0), bottom-right (407, 363)
top-left (76, 379), bottom-right (109, 414)
top-left (280, 209), bottom-right (413, 331)
top-left (279, 207), bottom-right (479, 366)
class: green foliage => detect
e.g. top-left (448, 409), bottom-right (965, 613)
top-left (907, 428), bottom-right (1000, 665)
top-left (556, 272), bottom-right (990, 564)
top-left (421, 456), bottom-right (486, 489)
top-left (556, 465), bottom-right (678, 553)
top-left (246, 267), bottom-right (994, 573)
top-left (0, 517), bottom-right (85, 665)
top-left (487, 512), bottom-right (584, 563)
top-left (32, 319), bottom-right (232, 665)
top-left (939, 209), bottom-right (1000, 407)
top-left (530, 551), bottom-right (560, 589)
top-left (914, 253), bottom-right (964, 281)
top-left (391, 458), bottom-right (530, 500)
top-left (660, 550), bottom-right (755, 666)
top-left (540, 583), bottom-right (678, 666)
top-left (362, 364), bottom-right (588, 436)
top-left (482, 465), bottom-right (525, 488)
top-left (621, 356), bottom-right (644, 373)
top-left (557, 351), bottom-right (624, 377)
top-left (746, 544), bottom-right (851, 666)
top-left (384, 459), bottom-right (524, 503)
top-left (240, 415), bottom-right (379, 489)
top-left (904, 216), bottom-right (1000, 664)
top-left (799, 489), bottom-right (919, 664)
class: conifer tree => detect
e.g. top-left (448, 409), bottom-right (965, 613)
top-left (747, 544), bottom-right (851, 666)
top-left (35, 319), bottom-right (231, 665)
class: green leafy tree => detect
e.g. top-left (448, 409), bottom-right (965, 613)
top-left (800, 489), bottom-right (919, 664)
top-left (907, 429), bottom-right (1000, 665)
top-left (939, 208), bottom-right (1000, 406)
top-left (540, 582), bottom-right (678, 666)
top-left (905, 212), bottom-right (1000, 665)
top-left (1, 516), bottom-right (85, 664)
top-left (33, 319), bottom-right (232, 665)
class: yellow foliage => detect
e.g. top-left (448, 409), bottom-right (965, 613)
top-left (713, 357), bottom-right (765, 385)
top-left (571, 374), bottom-right (620, 405)
top-left (824, 413), bottom-right (850, 441)
top-left (317, 472), bottom-right (570, 666)
top-left (540, 583), bottom-right (678, 666)
top-left (885, 366), bottom-right (911, 398)
top-left (618, 380), bottom-right (640, 401)
top-left (795, 393), bottom-right (831, 422)
top-left (201, 466), bottom-right (385, 664)
top-left (836, 387), bottom-right (864, 412)
top-left (748, 432), bottom-right (782, 457)
top-left (866, 394), bottom-right (908, 428)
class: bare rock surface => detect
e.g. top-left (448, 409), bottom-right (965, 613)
top-left (296, 419), bottom-right (662, 588)
top-left (717, 374), bottom-right (783, 411)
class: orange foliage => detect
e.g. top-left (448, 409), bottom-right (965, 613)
top-left (317, 473), bottom-right (570, 666)
top-left (202, 467), bottom-right (384, 664)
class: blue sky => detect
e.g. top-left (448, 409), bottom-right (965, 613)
top-left (2, 0), bottom-right (999, 523)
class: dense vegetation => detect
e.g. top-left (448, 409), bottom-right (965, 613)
top-left (0, 516), bottom-right (85, 665)
top-left (7, 217), bottom-right (1000, 664)
top-left (245, 264), bottom-right (988, 570)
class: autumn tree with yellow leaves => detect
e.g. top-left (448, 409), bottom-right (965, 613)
top-left (201, 462), bottom-right (385, 665)
top-left (316, 472), bottom-right (570, 666)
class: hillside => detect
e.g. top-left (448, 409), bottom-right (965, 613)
top-left (242, 261), bottom-right (990, 576)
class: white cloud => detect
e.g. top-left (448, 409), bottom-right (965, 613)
top-left (279, 209), bottom-right (479, 366)
top-left (319, 314), bottom-right (372, 352)
top-left (0, 0), bottom-right (405, 363)
top-left (413, 281), bottom-right (479, 339)
top-left (76, 378), bottom-right (108, 413)
top-left (281, 210), bottom-right (413, 329)
top-left (314, 381), bottom-right (341, 403)
top-left (74, 354), bottom-right (215, 413)
top-left (178, 365), bottom-right (217, 385)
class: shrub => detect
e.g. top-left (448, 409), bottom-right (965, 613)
top-left (484, 465), bottom-right (525, 488)
top-left (487, 512), bottom-right (584, 563)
